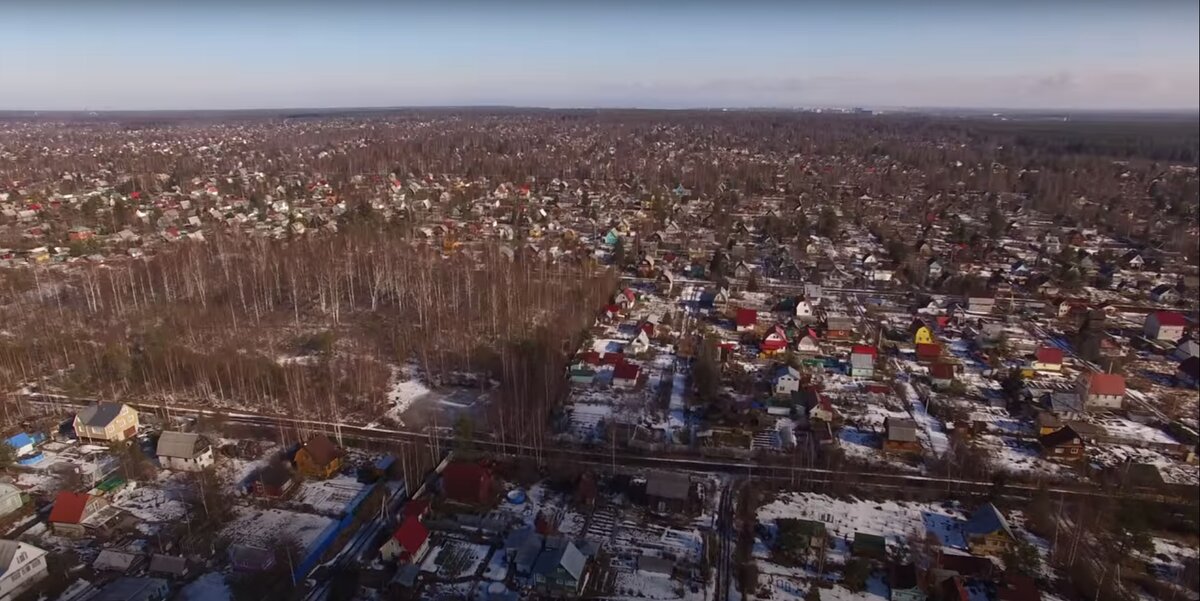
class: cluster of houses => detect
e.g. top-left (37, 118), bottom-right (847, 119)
top-left (767, 502), bottom-right (1041, 601)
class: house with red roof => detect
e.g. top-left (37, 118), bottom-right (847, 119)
top-left (850, 345), bottom-right (877, 378)
top-left (614, 288), bottom-right (636, 309)
top-left (915, 343), bottom-right (942, 362)
top-left (1030, 346), bottom-right (1065, 372)
top-left (441, 462), bottom-right (494, 506)
top-left (613, 363), bottom-right (641, 389)
top-left (761, 325), bottom-right (789, 353)
top-left (380, 516), bottom-right (430, 563)
top-left (1145, 311), bottom-right (1187, 342)
top-left (1078, 372), bottom-right (1125, 411)
top-left (930, 363), bottom-right (956, 389)
top-left (735, 308), bottom-right (758, 332)
top-left (48, 492), bottom-right (109, 537)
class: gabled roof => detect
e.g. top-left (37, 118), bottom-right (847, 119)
top-left (1085, 373), bottom-right (1126, 396)
top-left (735, 308), bottom-right (757, 327)
top-left (1035, 347), bottom-right (1064, 364)
top-left (1039, 425), bottom-right (1082, 448)
top-left (0, 540), bottom-right (43, 576)
top-left (963, 502), bottom-right (1014, 539)
top-left (302, 434), bottom-right (342, 466)
top-left (851, 345), bottom-right (877, 357)
top-left (533, 541), bottom-right (587, 581)
top-left (613, 363), bottom-right (640, 381)
top-left (156, 431), bottom-right (206, 459)
top-left (930, 363), bottom-right (956, 379)
top-left (49, 491), bottom-right (91, 524)
top-left (1151, 311), bottom-right (1187, 327)
top-left (391, 517), bottom-right (429, 556)
top-left (76, 402), bottom-right (129, 428)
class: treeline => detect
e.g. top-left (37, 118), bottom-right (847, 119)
top-left (0, 225), bottom-right (616, 444)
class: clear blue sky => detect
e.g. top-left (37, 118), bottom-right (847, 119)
top-left (3, 1), bottom-right (1197, 111)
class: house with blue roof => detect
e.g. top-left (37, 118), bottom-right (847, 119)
top-left (963, 503), bottom-right (1015, 557)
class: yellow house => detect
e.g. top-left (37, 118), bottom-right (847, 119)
top-left (73, 403), bottom-right (139, 443)
top-left (963, 503), bottom-right (1015, 557)
top-left (294, 435), bottom-right (343, 480)
top-left (913, 326), bottom-right (934, 345)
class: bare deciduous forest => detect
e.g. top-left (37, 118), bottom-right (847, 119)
top-left (0, 224), bottom-right (616, 446)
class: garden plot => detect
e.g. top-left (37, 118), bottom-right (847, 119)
top-left (425, 539), bottom-right (490, 579)
top-left (758, 492), bottom-right (971, 564)
top-left (222, 506), bottom-right (334, 549)
top-left (110, 484), bottom-right (189, 525)
top-left (292, 475), bottom-right (366, 515)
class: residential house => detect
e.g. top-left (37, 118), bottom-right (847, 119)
top-left (294, 434), bottom-right (343, 480)
top-left (73, 403), bottom-right (139, 443)
top-left (889, 563), bottom-right (925, 601)
top-left (1173, 338), bottom-right (1199, 361)
top-left (916, 343), bottom-right (942, 362)
top-left (1078, 372), bottom-right (1125, 411)
top-left (927, 258), bottom-right (944, 279)
top-left (252, 463), bottom-right (296, 498)
top-left (441, 462), bottom-right (493, 505)
top-left (883, 418), bottom-right (921, 455)
top-left (1144, 311), bottom-right (1187, 342)
top-left (48, 491), bottom-right (110, 537)
top-left (773, 367), bottom-right (802, 397)
top-left (0, 485), bottom-right (23, 520)
top-left (735, 308), bottom-right (758, 332)
top-left (807, 393), bottom-right (839, 425)
top-left (614, 288), bottom-right (636, 309)
top-left (532, 541), bottom-right (589, 598)
top-left (761, 325), bottom-right (789, 353)
top-left (913, 322), bottom-right (935, 345)
top-left (1030, 347), bottom-right (1064, 372)
top-left (963, 503), bottom-right (1014, 557)
top-left (825, 314), bottom-right (854, 340)
top-left (1150, 283), bottom-right (1178, 303)
top-left (645, 472), bottom-right (692, 513)
top-left (1039, 425), bottom-right (1085, 462)
top-left (0, 539), bottom-right (49, 601)
top-left (1177, 357), bottom-right (1199, 388)
top-left (930, 363), bottom-right (956, 389)
top-left (155, 432), bottom-right (214, 472)
top-left (90, 577), bottom-right (169, 601)
top-left (967, 296), bottom-right (996, 314)
top-left (850, 345), bottom-right (877, 378)
top-left (795, 331), bottom-right (821, 355)
top-left (794, 298), bottom-right (816, 323)
top-left (380, 517), bottom-right (430, 563)
top-left (612, 363), bottom-right (641, 389)
top-left (629, 330), bottom-right (652, 355)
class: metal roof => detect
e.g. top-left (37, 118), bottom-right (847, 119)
top-left (76, 403), bottom-right (128, 428)
top-left (155, 431), bottom-right (205, 459)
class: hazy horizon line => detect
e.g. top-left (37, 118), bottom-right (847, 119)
top-left (3, 103), bottom-right (1198, 115)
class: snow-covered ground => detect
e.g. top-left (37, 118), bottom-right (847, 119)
top-left (222, 506), bottom-right (334, 549)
